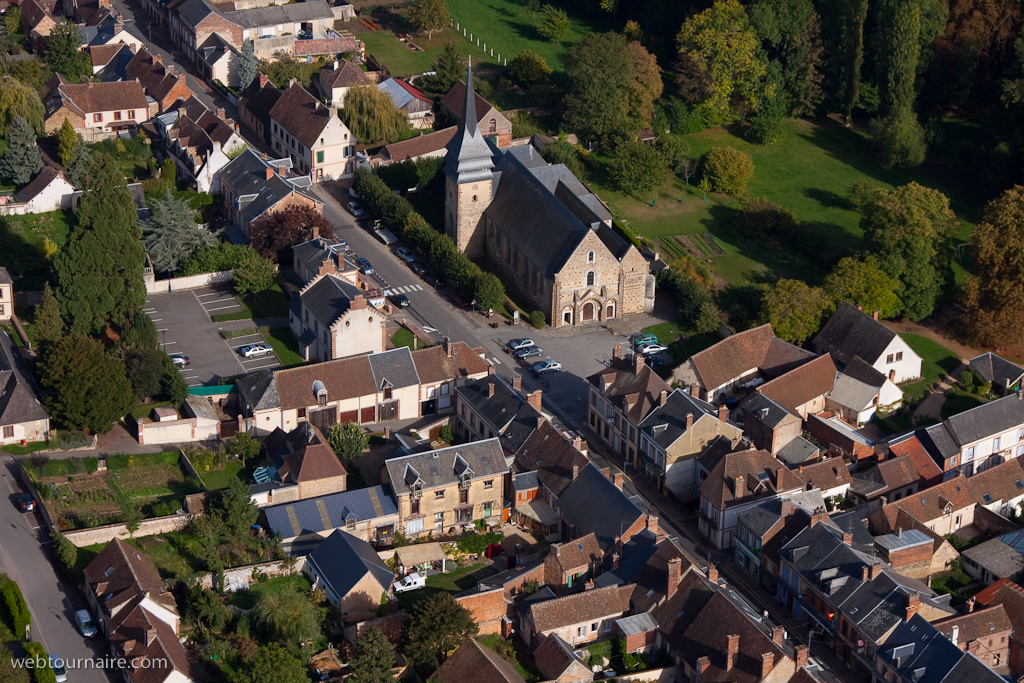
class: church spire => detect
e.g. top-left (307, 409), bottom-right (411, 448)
top-left (444, 56), bottom-right (494, 184)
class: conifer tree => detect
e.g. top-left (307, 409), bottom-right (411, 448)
top-left (348, 627), bottom-right (396, 683)
top-left (238, 39), bottom-right (257, 91)
top-left (0, 115), bottom-right (43, 185)
top-left (57, 118), bottom-right (79, 166)
top-left (34, 282), bottom-right (64, 345)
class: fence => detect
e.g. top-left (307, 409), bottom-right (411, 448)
top-left (145, 269), bottom-right (233, 294)
top-left (197, 557), bottom-right (307, 590)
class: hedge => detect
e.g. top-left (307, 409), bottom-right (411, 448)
top-left (0, 575), bottom-right (31, 638)
top-left (23, 642), bottom-right (55, 683)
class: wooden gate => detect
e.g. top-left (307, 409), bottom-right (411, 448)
top-left (378, 401), bottom-right (398, 422)
top-left (309, 406), bottom-right (337, 433)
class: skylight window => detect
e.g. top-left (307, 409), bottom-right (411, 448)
top-left (1016, 480), bottom-right (1023, 489)
top-left (984, 494), bottom-right (993, 503)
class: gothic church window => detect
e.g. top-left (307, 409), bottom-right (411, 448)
top-left (587, 271), bottom-right (595, 287)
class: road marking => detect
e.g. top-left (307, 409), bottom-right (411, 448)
top-left (150, 318), bottom-right (162, 322)
top-left (196, 291), bottom-right (229, 298)
top-left (183, 375), bottom-right (199, 380)
top-left (413, 284), bottom-right (423, 291)
top-left (383, 289), bottom-right (392, 295)
top-left (144, 308), bottom-right (157, 313)
top-left (423, 326), bottom-right (437, 333)
top-left (488, 357), bottom-right (502, 365)
top-left (163, 341), bottom-right (177, 345)
top-left (204, 297), bottom-right (239, 305)
top-left (246, 362), bottom-right (280, 371)
top-left (157, 328), bottom-right (168, 332)
top-left (189, 383), bottom-right (203, 387)
top-left (206, 304), bottom-right (243, 312)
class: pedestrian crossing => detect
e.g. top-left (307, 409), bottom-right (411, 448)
top-left (486, 357), bottom-right (502, 365)
top-left (382, 284), bottom-right (424, 296)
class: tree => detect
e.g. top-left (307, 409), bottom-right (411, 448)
top-left (57, 119), bottom-right (79, 167)
top-left (823, 256), bottom-right (902, 318)
top-left (860, 182), bottom-right (960, 321)
top-left (420, 40), bottom-right (465, 94)
top-left (121, 309), bottom-right (158, 349)
top-left (746, 61), bottom-right (787, 144)
top-left (53, 531), bottom-right (77, 571)
top-left (508, 50), bottom-right (551, 84)
top-left (141, 190), bottom-right (213, 274)
top-left (218, 477), bottom-right (259, 536)
top-left (341, 85), bottom-right (409, 143)
top-left (252, 204), bottom-right (333, 264)
top-left (37, 335), bottom-right (135, 433)
top-left (238, 39), bottom-right (257, 91)
top-left (45, 21), bottom-right (90, 83)
top-left (53, 156), bottom-right (146, 333)
top-left (678, 158), bottom-right (698, 185)
top-left (2, 7), bottom-right (21, 37)
top-left (0, 74), bottom-right (44, 136)
top-left (232, 250), bottom-right (275, 296)
top-left (349, 627), bottom-right (396, 683)
top-left (702, 147), bottom-right (754, 195)
top-left (405, 593), bottom-right (478, 669)
top-left (0, 115), bottom-right (42, 185)
top-left (872, 0), bottom-right (926, 168)
top-left (34, 283), bottom-right (64, 345)
top-left (676, 0), bottom-right (766, 127)
top-left (185, 584), bottom-right (228, 630)
top-left (658, 135), bottom-right (691, 173)
top-left (759, 279), bottom-right (832, 344)
top-left (473, 272), bottom-right (505, 311)
top-left (962, 186), bottom-right (1024, 348)
top-left (123, 503), bottom-right (143, 537)
top-left (696, 300), bottom-right (721, 333)
top-left (409, 0), bottom-right (448, 39)
top-left (123, 346), bottom-right (167, 399)
top-left (326, 421), bottom-right (368, 461)
top-left (250, 586), bottom-right (325, 644)
top-left (538, 5), bottom-right (572, 43)
top-left (539, 140), bottom-right (586, 180)
top-left (609, 140), bottom-right (666, 195)
top-left (626, 41), bottom-right (663, 133)
top-left (231, 644), bottom-right (309, 683)
top-left (747, 0), bottom-right (824, 116)
top-left (161, 353), bottom-right (188, 405)
top-left (258, 51), bottom-right (318, 89)
top-left (227, 432), bottom-right (262, 461)
top-left (65, 142), bottom-right (92, 188)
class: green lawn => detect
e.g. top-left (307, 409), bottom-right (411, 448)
top-left (477, 635), bottom-right (540, 682)
top-left (642, 321), bottom-right (722, 363)
top-left (899, 334), bottom-right (962, 401)
top-left (0, 209), bottom-right (73, 290)
top-left (361, 32), bottom-right (451, 78)
top-left (128, 401), bottom-right (174, 422)
top-left (391, 328), bottom-right (415, 349)
top-left (395, 562), bottom-right (496, 610)
top-left (931, 566), bottom-right (974, 596)
top-left (200, 460), bottom-right (245, 491)
top-left (262, 326), bottom-right (305, 366)
top-left (247, 283), bottom-right (290, 319)
top-left (589, 119), bottom-right (979, 289)
top-left (227, 573), bottom-right (311, 610)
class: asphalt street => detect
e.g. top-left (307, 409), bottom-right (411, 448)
top-left (0, 463), bottom-right (114, 683)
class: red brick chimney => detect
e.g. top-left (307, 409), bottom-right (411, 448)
top-left (572, 464), bottom-right (579, 480)
top-left (613, 472), bottom-right (624, 489)
top-left (216, 107), bottom-right (225, 119)
top-left (685, 412), bottom-right (694, 430)
top-left (350, 295), bottom-right (367, 310)
top-left (265, 166), bottom-right (274, 180)
top-left (612, 345), bottom-right (621, 361)
top-left (488, 382), bottom-right (496, 398)
top-left (726, 634), bottom-right (740, 670)
top-left (258, 72), bottom-right (269, 88)
top-left (512, 373), bottom-right (522, 390)
top-left (842, 530), bottom-right (853, 545)
top-left (696, 656), bottom-right (710, 674)
top-left (780, 498), bottom-right (793, 518)
top-left (795, 645), bottom-right (808, 669)
top-left (646, 515), bottom-right (658, 535)
top-left (870, 563), bottom-right (883, 579)
top-left (873, 310), bottom-right (879, 320)
top-left (153, 53), bottom-right (162, 64)
top-left (487, 365), bottom-right (496, 376)
top-left (905, 592), bottom-right (920, 621)
top-left (761, 652), bottom-right (774, 678)
top-left (771, 625), bottom-right (784, 645)
top-left (572, 435), bottom-right (584, 451)
top-left (660, 390), bottom-right (669, 407)
top-left (527, 390), bottom-right (542, 410)
top-left (584, 580), bottom-right (595, 591)
top-left (667, 556), bottom-right (682, 599)
top-left (707, 563), bottom-right (718, 583)
top-left (718, 404), bottom-right (728, 422)
top-left (967, 597), bottom-right (976, 613)
top-left (810, 507), bottom-right (828, 526)
top-left (861, 565), bottom-right (869, 581)
top-left (634, 353), bottom-right (645, 375)
top-left (734, 474), bottom-right (745, 496)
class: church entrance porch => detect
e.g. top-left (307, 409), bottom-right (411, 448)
top-left (582, 302), bottom-right (595, 321)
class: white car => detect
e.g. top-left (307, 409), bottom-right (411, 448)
top-left (397, 246), bottom-right (416, 263)
top-left (346, 201), bottom-right (365, 217)
top-left (506, 338), bottom-right (535, 352)
top-left (348, 187), bottom-right (360, 199)
top-left (638, 342), bottom-right (669, 355)
top-left (49, 655), bottom-right (67, 683)
top-left (75, 609), bottom-right (97, 637)
top-left (532, 360), bottom-right (562, 375)
top-left (393, 572), bottom-right (426, 593)
top-left (239, 343), bottom-right (273, 358)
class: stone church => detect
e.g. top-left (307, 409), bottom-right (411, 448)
top-left (443, 64), bottom-right (655, 328)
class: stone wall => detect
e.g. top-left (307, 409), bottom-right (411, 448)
top-left (197, 557), bottom-right (306, 590)
top-left (617, 668), bottom-right (676, 683)
top-left (63, 512), bottom-right (195, 548)
top-left (145, 269), bottom-right (233, 294)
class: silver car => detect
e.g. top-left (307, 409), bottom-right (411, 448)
top-left (239, 343), bottom-right (273, 358)
top-left (75, 609), bottom-right (97, 638)
top-left (49, 654), bottom-right (67, 683)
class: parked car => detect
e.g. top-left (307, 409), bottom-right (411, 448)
top-left (507, 338), bottom-right (535, 352)
top-left (423, 273), bottom-right (445, 288)
top-left (238, 344), bottom-right (273, 358)
top-left (397, 246), bottom-right (416, 263)
top-left (410, 262), bottom-right (427, 275)
top-left (346, 201), bottom-right (364, 217)
top-left (532, 360), bottom-right (562, 376)
top-left (17, 494), bottom-right (34, 512)
top-left (725, 395), bottom-right (741, 411)
top-left (391, 294), bottom-right (410, 308)
top-left (49, 655), bottom-right (67, 683)
top-left (393, 572), bottom-right (425, 593)
top-left (638, 342), bottom-right (669, 355)
top-left (645, 355), bottom-right (665, 368)
top-left (348, 187), bottom-right (360, 199)
top-left (169, 353), bottom-right (190, 367)
top-left (514, 346), bottom-right (543, 360)
top-left (374, 226), bottom-right (399, 246)
top-left (357, 257), bottom-right (374, 275)
top-left (75, 609), bottom-right (97, 638)
top-left (632, 333), bottom-right (658, 347)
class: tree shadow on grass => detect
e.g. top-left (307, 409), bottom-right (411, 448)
top-left (804, 187), bottom-right (854, 210)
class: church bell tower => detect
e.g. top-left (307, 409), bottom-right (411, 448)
top-left (442, 57), bottom-right (494, 259)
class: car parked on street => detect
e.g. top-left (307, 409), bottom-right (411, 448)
top-left (239, 344), bottom-right (273, 358)
top-left (17, 494), bottom-right (34, 512)
top-left (638, 342), bottom-right (669, 355)
top-left (410, 262), bottom-right (427, 275)
top-left (348, 187), bottom-right (360, 199)
top-left (397, 246), bottom-right (416, 262)
top-left (514, 346), bottom-right (543, 361)
top-left (532, 360), bottom-right (562, 376)
top-left (632, 333), bottom-right (658, 347)
top-left (357, 257), bottom-right (374, 274)
top-left (346, 201), bottom-right (364, 217)
top-left (423, 273), bottom-right (444, 287)
top-left (75, 609), bottom-right (98, 638)
top-left (507, 338), bottom-right (535, 352)
top-left (49, 655), bottom-right (67, 683)
top-left (169, 353), bottom-right (190, 367)
top-left (391, 294), bottom-right (410, 308)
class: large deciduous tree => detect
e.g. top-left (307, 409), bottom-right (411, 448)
top-left (0, 78), bottom-right (43, 136)
top-left (409, 0), bottom-right (448, 39)
top-left (53, 155), bottom-right (147, 333)
top-left (609, 140), bottom-right (666, 195)
top-left (508, 50), bottom-right (552, 84)
top-left (676, 0), bottom-right (766, 127)
top-left (962, 186), bottom-right (1024, 348)
top-left (759, 279), bottom-right (833, 344)
top-left (232, 250), bottom-right (275, 296)
top-left (141, 190), bottom-right (214, 274)
top-left (45, 21), bottom-right (91, 82)
top-left (325, 421), bottom-right (368, 461)
top-left (341, 85), bottom-right (409, 143)
top-left (0, 115), bottom-right (43, 185)
top-left (747, 0), bottom-right (823, 116)
top-left (860, 182), bottom-right (960, 321)
top-left (230, 644), bottom-right (309, 683)
top-left (38, 335), bottom-right (136, 433)
top-left (252, 204), bottom-right (333, 264)
top-left (870, 0), bottom-right (926, 168)
top-left (823, 255), bottom-right (903, 318)
top-left (405, 593), bottom-right (478, 669)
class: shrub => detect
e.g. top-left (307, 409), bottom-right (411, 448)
top-left (1, 576), bottom-right (31, 637)
top-left (529, 310), bottom-right (546, 329)
top-left (53, 531), bottom-right (77, 571)
top-left (846, 178), bottom-right (877, 211)
top-left (106, 453), bottom-right (131, 471)
top-left (735, 197), bottom-right (800, 238)
top-left (23, 642), bottom-right (54, 683)
top-left (439, 424), bottom-right (455, 445)
top-left (81, 456), bottom-right (98, 474)
top-left (455, 530), bottom-right (504, 555)
top-left (702, 147), bottom-right (754, 195)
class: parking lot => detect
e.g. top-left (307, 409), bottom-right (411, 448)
top-left (146, 286), bottom-right (284, 386)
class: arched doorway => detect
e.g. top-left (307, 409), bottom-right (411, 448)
top-left (563, 308), bottom-right (573, 325)
top-left (606, 303), bottom-right (615, 319)
top-left (582, 302), bottom-right (596, 321)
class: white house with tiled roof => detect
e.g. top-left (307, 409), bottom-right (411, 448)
top-left (269, 81), bottom-right (357, 181)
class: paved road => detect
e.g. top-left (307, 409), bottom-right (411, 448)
top-left (0, 463), bottom-right (113, 683)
